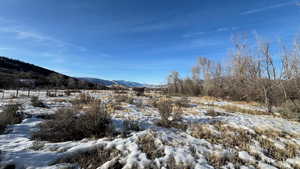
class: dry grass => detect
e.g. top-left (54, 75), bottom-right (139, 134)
top-left (29, 140), bottom-right (45, 151)
top-left (257, 137), bottom-right (298, 161)
top-left (200, 96), bottom-right (220, 102)
top-left (233, 101), bottom-right (263, 107)
top-left (206, 151), bottom-right (243, 168)
top-left (155, 98), bottom-right (187, 130)
top-left (31, 96), bottom-right (47, 108)
top-left (205, 109), bottom-right (228, 117)
top-left (137, 133), bottom-right (165, 160)
top-left (0, 104), bottom-right (23, 134)
top-left (165, 155), bottom-right (194, 169)
top-left (55, 146), bottom-right (122, 169)
top-left (114, 94), bottom-right (134, 104)
top-left (131, 98), bottom-right (143, 108)
top-left (33, 101), bottom-right (115, 142)
top-left (219, 105), bottom-right (271, 115)
top-left (71, 93), bottom-right (96, 105)
top-left (174, 97), bottom-right (190, 107)
top-left (191, 122), bottom-right (253, 150)
top-left (121, 119), bottom-right (142, 137)
top-left (254, 127), bottom-right (299, 139)
top-left (277, 100), bottom-right (300, 122)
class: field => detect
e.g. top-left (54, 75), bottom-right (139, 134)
top-left (0, 90), bottom-right (300, 169)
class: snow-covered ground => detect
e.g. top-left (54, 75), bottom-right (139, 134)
top-left (0, 90), bottom-right (299, 169)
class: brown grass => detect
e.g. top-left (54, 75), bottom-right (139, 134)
top-left (200, 96), bottom-right (220, 102)
top-left (165, 155), bottom-right (194, 169)
top-left (31, 96), bottom-right (47, 108)
top-left (0, 104), bottom-right (23, 134)
top-left (174, 97), bottom-right (190, 107)
top-left (33, 102), bottom-right (115, 142)
top-left (71, 93), bottom-right (96, 105)
top-left (137, 133), bottom-right (165, 160)
top-left (156, 98), bottom-right (186, 129)
top-left (206, 151), bottom-right (243, 168)
top-left (55, 146), bottom-right (122, 169)
top-left (114, 94), bottom-right (134, 104)
top-left (219, 105), bottom-right (271, 115)
top-left (191, 122), bottom-right (254, 150)
top-left (206, 109), bottom-right (228, 117)
top-left (121, 119), bottom-right (142, 137)
top-left (257, 137), bottom-right (298, 161)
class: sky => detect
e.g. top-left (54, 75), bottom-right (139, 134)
top-left (0, 0), bottom-right (300, 84)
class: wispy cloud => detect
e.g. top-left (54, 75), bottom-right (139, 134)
top-left (183, 27), bottom-right (239, 38)
top-left (240, 2), bottom-right (295, 15)
top-left (0, 47), bottom-right (14, 51)
top-left (0, 17), bottom-right (86, 51)
top-left (131, 22), bottom-right (177, 32)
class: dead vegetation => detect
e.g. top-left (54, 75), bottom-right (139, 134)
top-left (191, 121), bottom-right (300, 166)
top-left (137, 133), bottom-right (165, 160)
top-left (218, 105), bottom-right (270, 116)
top-left (121, 119), bottom-right (142, 137)
top-left (191, 122), bottom-right (253, 150)
top-left (55, 146), bottom-right (123, 169)
top-left (165, 155), bottom-right (194, 169)
top-left (31, 96), bottom-right (47, 108)
top-left (257, 137), bottom-right (299, 161)
top-left (254, 127), bottom-right (299, 139)
top-left (0, 104), bottom-right (23, 134)
top-left (114, 94), bottom-right (134, 104)
top-left (155, 98), bottom-right (187, 130)
top-left (205, 109), bottom-right (228, 117)
top-left (206, 151), bottom-right (243, 168)
top-left (70, 93), bottom-right (97, 106)
top-left (174, 97), bottom-right (190, 107)
top-left (277, 100), bottom-right (300, 121)
top-left (32, 101), bottom-right (115, 142)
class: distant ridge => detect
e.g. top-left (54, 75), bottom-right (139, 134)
top-left (79, 77), bottom-right (158, 88)
top-left (0, 56), bottom-right (105, 89)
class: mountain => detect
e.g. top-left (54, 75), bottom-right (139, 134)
top-left (79, 77), bottom-right (154, 88)
top-left (0, 56), bottom-right (105, 89)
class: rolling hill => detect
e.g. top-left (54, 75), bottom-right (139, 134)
top-left (0, 56), bottom-right (105, 89)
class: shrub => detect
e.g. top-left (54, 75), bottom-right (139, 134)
top-left (123, 120), bottom-right (141, 132)
top-left (64, 90), bottom-right (71, 96)
top-left (33, 102), bottom-right (115, 142)
top-left (31, 96), bottom-right (47, 108)
top-left (278, 100), bottom-right (300, 121)
top-left (150, 97), bottom-right (160, 108)
top-left (156, 98), bottom-right (185, 129)
top-left (132, 98), bottom-right (143, 108)
top-left (174, 97), bottom-right (190, 107)
top-left (121, 120), bottom-right (142, 137)
top-left (71, 93), bottom-right (96, 106)
top-left (29, 140), bottom-right (45, 151)
top-left (114, 94), bottom-right (133, 104)
top-left (0, 104), bottom-right (23, 133)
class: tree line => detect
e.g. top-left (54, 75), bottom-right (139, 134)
top-left (167, 35), bottom-right (300, 113)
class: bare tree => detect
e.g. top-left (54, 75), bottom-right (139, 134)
top-left (167, 71), bottom-right (181, 94)
top-left (257, 39), bottom-right (277, 113)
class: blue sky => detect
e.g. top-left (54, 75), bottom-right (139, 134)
top-left (0, 0), bottom-right (299, 84)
